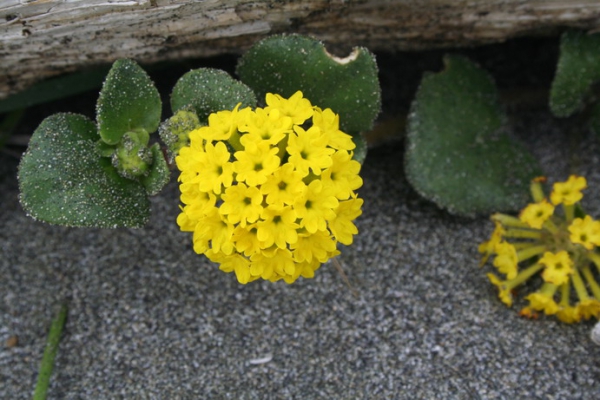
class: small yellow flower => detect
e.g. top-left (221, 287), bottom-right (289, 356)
top-left (577, 298), bottom-right (600, 320)
top-left (194, 141), bottom-right (234, 195)
top-left (550, 175), bottom-right (587, 206)
top-left (487, 273), bottom-right (513, 307)
top-left (265, 91), bottom-right (313, 125)
top-left (192, 207), bottom-right (235, 255)
top-left (287, 125), bottom-right (334, 176)
top-left (249, 248), bottom-right (296, 282)
top-left (256, 206), bottom-right (299, 249)
top-left (233, 140), bottom-right (280, 187)
top-left (295, 259), bottom-right (323, 280)
top-left (539, 251), bottom-right (573, 285)
top-left (312, 107), bottom-right (356, 151)
top-left (320, 150), bottom-right (363, 200)
top-left (239, 107), bottom-right (291, 146)
top-left (260, 163), bottom-right (306, 207)
top-left (294, 180), bottom-right (338, 233)
top-left (568, 215), bottom-right (600, 250)
top-left (525, 284), bottom-right (560, 315)
top-left (193, 104), bottom-right (249, 142)
top-left (232, 225), bottom-right (263, 257)
top-left (329, 194), bottom-right (363, 245)
top-left (478, 221), bottom-right (505, 266)
top-left (177, 190), bottom-right (216, 228)
top-left (493, 242), bottom-right (518, 279)
top-left (219, 183), bottom-right (263, 227)
top-left (291, 229), bottom-right (337, 263)
top-left (519, 200), bottom-right (554, 229)
top-left (210, 251), bottom-right (255, 284)
top-left (556, 305), bottom-right (580, 324)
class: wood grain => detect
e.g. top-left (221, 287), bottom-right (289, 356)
top-left (1, 0), bottom-right (600, 99)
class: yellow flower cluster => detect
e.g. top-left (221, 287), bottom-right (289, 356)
top-left (479, 175), bottom-right (600, 323)
top-left (176, 91), bottom-right (363, 284)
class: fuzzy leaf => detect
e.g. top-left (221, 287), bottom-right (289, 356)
top-left (142, 143), bottom-right (171, 196)
top-left (352, 134), bottom-right (368, 164)
top-left (97, 59), bottom-right (161, 145)
top-left (170, 68), bottom-right (257, 122)
top-left (236, 34), bottom-right (381, 135)
top-left (18, 113), bottom-right (150, 228)
top-left (405, 56), bottom-right (540, 217)
top-left (550, 30), bottom-right (600, 118)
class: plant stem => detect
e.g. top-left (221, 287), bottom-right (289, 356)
top-left (33, 303), bottom-right (68, 400)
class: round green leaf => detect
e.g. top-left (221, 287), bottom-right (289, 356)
top-left (170, 68), bottom-right (257, 122)
top-left (18, 113), bottom-right (151, 228)
top-left (97, 59), bottom-right (162, 145)
top-left (405, 56), bottom-right (540, 217)
top-left (236, 34), bottom-right (381, 135)
top-left (550, 30), bottom-right (600, 118)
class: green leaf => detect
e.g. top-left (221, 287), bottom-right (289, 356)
top-left (170, 68), bottom-right (257, 122)
top-left (550, 30), bottom-right (600, 118)
top-left (18, 113), bottom-right (150, 228)
top-left (405, 55), bottom-right (540, 217)
top-left (0, 66), bottom-right (109, 114)
top-left (142, 143), bottom-right (171, 195)
top-left (97, 59), bottom-right (161, 145)
top-left (236, 34), bottom-right (381, 135)
top-left (352, 133), bottom-right (368, 164)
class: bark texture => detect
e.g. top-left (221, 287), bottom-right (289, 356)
top-left (1, 0), bottom-right (600, 99)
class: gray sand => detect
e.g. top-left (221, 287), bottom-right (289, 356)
top-left (1, 108), bottom-right (600, 399)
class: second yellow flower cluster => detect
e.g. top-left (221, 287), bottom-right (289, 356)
top-left (480, 175), bottom-right (600, 323)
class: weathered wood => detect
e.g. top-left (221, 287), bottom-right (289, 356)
top-left (1, 0), bottom-right (600, 100)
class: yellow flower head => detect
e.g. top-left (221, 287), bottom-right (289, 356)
top-left (539, 251), bottom-right (573, 286)
top-left (550, 175), bottom-right (587, 206)
top-left (481, 175), bottom-right (600, 324)
top-left (519, 200), bottom-right (554, 229)
top-left (568, 215), bottom-right (600, 250)
top-left (175, 92), bottom-right (363, 284)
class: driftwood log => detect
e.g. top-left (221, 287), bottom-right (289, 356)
top-left (1, 0), bottom-right (600, 100)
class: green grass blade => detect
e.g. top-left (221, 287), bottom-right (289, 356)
top-left (33, 303), bottom-right (68, 400)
